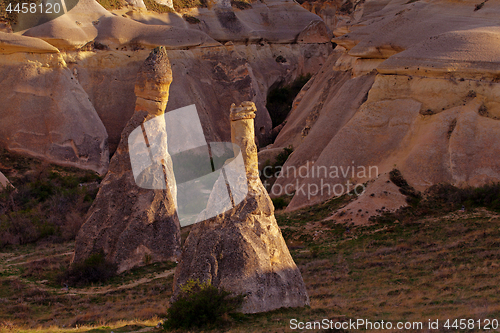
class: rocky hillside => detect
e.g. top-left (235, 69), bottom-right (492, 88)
top-left (1, 0), bottom-right (499, 222)
top-left (267, 0), bottom-right (500, 220)
top-left (0, 0), bottom-right (333, 174)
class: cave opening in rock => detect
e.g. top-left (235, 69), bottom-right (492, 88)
top-left (265, 74), bottom-right (312, 129)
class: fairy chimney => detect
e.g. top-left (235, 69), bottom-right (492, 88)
top-left (173, 101), bottom-right (310, 313)
top-left (230, 101), bottom-right (259, 181)
top-left (72, 47), bottom-right (181, 273)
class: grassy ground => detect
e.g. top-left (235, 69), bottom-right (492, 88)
top-left (1, 150), bottom-right (499, 332)
top-left (1, 198), bottom-right (499, 332)
top-left (0, 241), bottom-right (175, 331)
top-left (0, 149), bottom-right (102, 249)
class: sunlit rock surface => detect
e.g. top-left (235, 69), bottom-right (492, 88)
top-left (72, 47), bottom-right (180, 273)
top-left (173, 102), bottom-right (309, 313)
top-left (0, 171), bottom-right (11, 190)
top-left (0, 53), bottom-right (109, 175)
top-left (269, 0), bottom-right (500, 216)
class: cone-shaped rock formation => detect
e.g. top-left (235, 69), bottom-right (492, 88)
top-left (173, 101), bottom-right (309, 313)
top-left (72, 47), bottom-right (181, 273)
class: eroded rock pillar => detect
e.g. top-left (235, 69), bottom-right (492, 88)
top-left (72, 47), bottom-right (180, 273)
top-left (172, 101), bottom-right (310, 314)
top-left (230, 101), bottom-right (259, 181)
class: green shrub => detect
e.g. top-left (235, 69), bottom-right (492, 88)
top-left (0, 152), bottom-right (102, 248)
top-left (182, 14), bottom-right (200, 24)
top-left (389, 169), bottom-right (421, 205)
top-left (272, 197), bottom-right (287, 210)
top-left (260, 146), bottom-right (293, 191)
top-left (163, 279), bottom-right (244, 330)
top-left (425, 182), bottom-right (500, 212)
top-left (372, 171), bottom-right (500, 224)
top-left (144, 0), bottom-right (174, 13)
top-left (57, 251), bottom-right (117, 287)
top-left (172, 0), bottom-right (207, 10)
top-left (275, 146), bottom-right (293, 170)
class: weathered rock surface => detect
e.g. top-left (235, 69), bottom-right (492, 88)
top-left (72, 47), bottom-right (180, 273)
top-left (173, 102), bottom-right (309, 313)
top-left (268, 0), bottom-right (500, 216)
top-left (270, 50), bottom-right (375, 199)
top-left (177, 0), bottom-right (332, 43)
top-left (327, 173), bottom-right (407, 225)
top-left (1, 0), bottom-right (333, 161)
top-left (94, 15), bottom-right (221, 50)
top-left (0, 53), bottom-right (109, 175)
top-left (64, 42), bottom-right (331, 153)
top-left (300, 0), bottom-right (362, 33)
top-left (20, 0), bottom-right (329, 51)
top-left (22, 0), bottom-right (108, 50)
top-left (0, 45), bottom-right (330, 169)
top-left (333, 0), bottom-right (500, 59)
top-left (0, 32), bottom-right (59, 54)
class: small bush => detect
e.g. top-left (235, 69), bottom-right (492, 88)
top-left (275, 145), bottom-right (294, 170)
top-left (275, 55), bottom-right (287, 63)
top-left (57, 252), bottom-right (117, 287)
top-left (144, 0), bottom-right (174, 13)
top-left (419, 109), bottom-right (434, 116)
top-left (389, 169), bottom-right (421, 205)
top-left (474, 1), bottom-right (486, 11)
top-left (272, 197), bottom-right (288, 210)
top-left (163, 279), bottom-right (244, 330)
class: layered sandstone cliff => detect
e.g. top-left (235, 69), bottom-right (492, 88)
top-left (268, 0), bottom-right (500, 221)
top-left (0, 0), bottom-right (332, 171)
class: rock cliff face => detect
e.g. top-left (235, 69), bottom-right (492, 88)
top-left (173, 102), bottom-right (309, 313)
top-left (72, 47), bottom-right (180, 273)
top-left (0, 0), bottom-right (332, 168)
top-left (268, 0), bottom-right (500, 218)
top-left (0, 52), bottom-right (109, 175)
top-left (71, 42), bottom-right (331, 154)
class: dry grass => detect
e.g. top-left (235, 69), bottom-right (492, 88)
top-left (0, 149), bottom-right (101, 248)
top-left (1, 208), bottom-right (499, 332)
top-left (0, 242), bottom-right (174, 331)
top-left (1, 154), bottom-right (499, 333)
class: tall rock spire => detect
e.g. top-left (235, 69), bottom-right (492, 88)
top-left (72, 47), bottom-right (180, 273)
top-left (230, 101), bottom-right (260, 182)
top-left (173, 101), bottom-right (309, 313)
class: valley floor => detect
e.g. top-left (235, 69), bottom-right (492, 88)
top-left (1, 204), bottom-right (500, 332)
